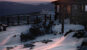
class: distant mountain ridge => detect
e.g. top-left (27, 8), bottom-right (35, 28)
top-left (0, 1), bottom-right (54, 16)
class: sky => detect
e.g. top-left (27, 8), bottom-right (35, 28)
top-left (0, 0), bottom-right (55, 2)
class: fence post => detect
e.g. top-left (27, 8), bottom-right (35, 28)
top-left (17, 16), bottom-right (20, 25)
top-left (27, 16), bottom-right (29, 24)
top-left (7, 17), bottom-right (10, 26)
top-left (44, 14), bottom-right (47, 24)
top-left (11, 17), bottom-right (14, 26)
top-left (49, 14), bottom-right (51, 21)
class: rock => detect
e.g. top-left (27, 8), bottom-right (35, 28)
top-left (24, 44), bottom-right (35, 49)
top-left (6, 47), bottom-right (13, 50)
top-left (73, 30), bottom-right (85, 38)
top-left (41, 40), bottom-right (53, 44)
top-left (13, 35), bottom-right (16, 37)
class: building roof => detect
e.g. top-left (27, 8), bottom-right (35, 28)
top-left (52, 0), bottom-right (87, 4)
top-left (58, 0), bottom-right (74, 2)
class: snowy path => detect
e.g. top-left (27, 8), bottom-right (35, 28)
top-left (33, 32), bottom-right (83, 50)
top-left (0, 25), bottom-right (31, 47)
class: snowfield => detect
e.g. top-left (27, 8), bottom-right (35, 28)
top-left (0, 24), bottom-right (85, 50)
top-left (0, 25), bottom-right (31, 50)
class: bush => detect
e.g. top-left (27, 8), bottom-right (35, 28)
top-left (20, 20), bottom-right (54, 42)
top-left (29, 26), bottom-right (42, 36)
top-left (41, 39), bottom-right (53, 44)
top-left (73, 30), bottom-right (85, 38)
top-left (20, 25), bottom-right (44, 42)
top-left (20, 33), bottom-right (35, 42)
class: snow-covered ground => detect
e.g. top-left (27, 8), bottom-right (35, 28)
top-left (0, 25), bottom-right (31, 50)
top-left (33, 32), bottom-right (83, 50)
top-left (1, 24), bottom-right (85, 50)
top-left (53, 24), bottom-right (84, 34)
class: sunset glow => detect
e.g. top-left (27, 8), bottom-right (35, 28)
top-left (0, 0), bottom-right (55, 2)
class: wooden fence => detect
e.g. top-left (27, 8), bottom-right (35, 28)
top-left (0, 14), bottom-right (54, 26)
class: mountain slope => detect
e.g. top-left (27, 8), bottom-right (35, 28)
top-left (0, 1), bottom-right (54, 16)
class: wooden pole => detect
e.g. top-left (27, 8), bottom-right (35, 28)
top-left (61, 16), bottom-right (64, 33)
top-left (17, 16), bottom-right (20, 25)
top-left (82, 4), bottom-right (85, 13)
top-left (49, 14), bottom-right (51, 21)
top-left (7, 17), bottom-right (10, 26)
top-left (55, 4), bottom-right (57, 20)
top-left (35, 16), bottom-right (38, 24)
top-left (61, 5), bottom-right (66, 34)
top-left (27, 16), bottom-right (29, 24)
top-left (11, 17), bottom-right (14, 26)
top-left (44, 14), bottom-right (47, 24)
top-left (59, 5), bottom-right (62, 23)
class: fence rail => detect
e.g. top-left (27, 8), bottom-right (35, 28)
top-left (0, 14), bottom-right (55, 26)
